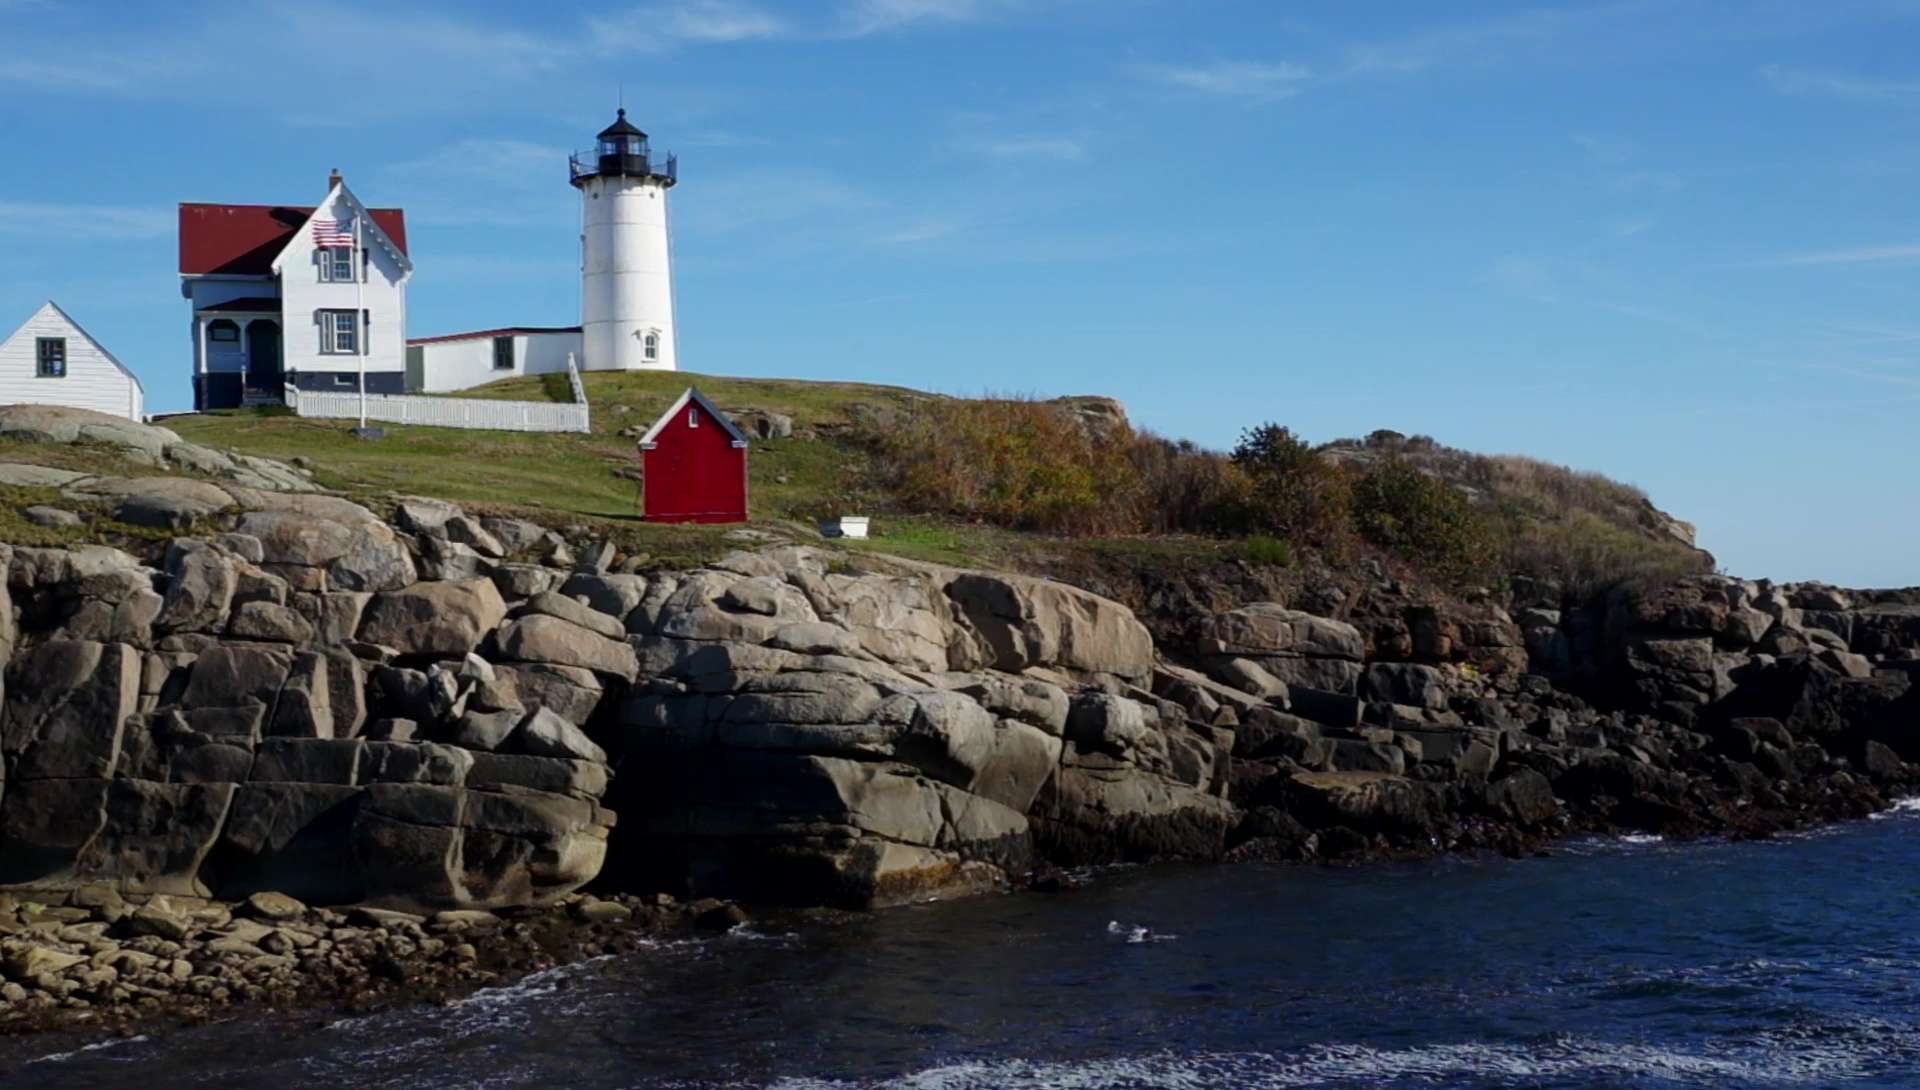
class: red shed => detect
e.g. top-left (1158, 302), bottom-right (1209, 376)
top-left (638, 387), bottom-right (750, 523)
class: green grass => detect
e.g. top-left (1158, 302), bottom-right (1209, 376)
top-left (457, 369), bottom-right (932, 435)
top-left (160, 376), bottom-right (940, 568)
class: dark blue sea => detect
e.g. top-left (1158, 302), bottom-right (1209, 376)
top-left (10, 799), bottom-right (1920, 1088)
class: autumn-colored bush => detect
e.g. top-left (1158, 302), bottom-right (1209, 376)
top-left (859, 399), bottom-right (1704, 595)
top-left (1125, 433), bottom-right (1252, 535)
top-left (862, 397), bottom-right (1139, 535)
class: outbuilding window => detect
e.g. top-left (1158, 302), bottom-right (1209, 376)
top-left (643, 330), bottom-right (659, 361)
top-left (492, 336), bottom-right (515, 370)
top-left (35, 337), bottom-right (66, 378)
top-left (688, 407), bottom-right (698, 428)
top-left (208, 319), bottom-right (240, 343)
top-left (319, 310), bottom-right (359, 354)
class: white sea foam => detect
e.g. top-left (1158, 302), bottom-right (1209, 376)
top-left (726, 925), bottom-right (799, 943)
top-left (1104, 920), bottom-right (1177, 945)
top-left (762, 1031), bottom-right (1912, 1089)
top-left (24, 1033), bottom-right (148, 1066)
top-left (1870, 796), bottom-right (1920, 819)
top-left (1616, 833), bottom-right (1665, 845)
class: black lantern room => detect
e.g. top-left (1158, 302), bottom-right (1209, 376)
top-left (570, 108), bottom-right (678, 188)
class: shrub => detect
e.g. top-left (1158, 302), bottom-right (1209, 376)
top-left (1229, 424), bottom-right (1353, 547)
top-left (1237, 534), bottom-right (1294, 567)
top-left (1501, 510), bottom-right (1709, 599)
top-left (1126, 433), bottom-right (1252, 536)
top-left (862, 397), bottom-right (1138, 535)
top-left (1351, 457), bottom-right (1494, 585)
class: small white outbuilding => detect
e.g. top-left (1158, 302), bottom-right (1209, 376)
top-left (0, 301), bottom-right (145, 421)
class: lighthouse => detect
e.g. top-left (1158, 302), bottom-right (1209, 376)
top-left (571, 109), bottom-right (677, 372)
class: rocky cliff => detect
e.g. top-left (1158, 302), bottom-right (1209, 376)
top-left (1, 462), bottom-right (1915, 914)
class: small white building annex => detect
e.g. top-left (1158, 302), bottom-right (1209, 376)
top-left (409, 108), bottom-right (678, 391)
top-left (0, 301), bottom-right (145, 421)
top-left (405, 326), bottom-right (583, 393)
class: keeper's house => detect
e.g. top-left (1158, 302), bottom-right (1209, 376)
top-left (0, 301), bottom-right (145, 421)
top-left (179, 171), bottom-right (410, 410)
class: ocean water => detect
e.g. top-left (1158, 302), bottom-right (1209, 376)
top-left (10, 800), bottom-right (1920, 1089)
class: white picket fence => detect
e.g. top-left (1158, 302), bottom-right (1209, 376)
top-left (284, 357), bottom-right (591, 434)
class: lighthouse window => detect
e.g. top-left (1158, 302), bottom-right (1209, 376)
top-left (643, 331), bottom-right (659, 361)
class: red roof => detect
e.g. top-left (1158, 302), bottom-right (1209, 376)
top-left (407, 326), bottom-right (581, 346)
top-left (178, 203), bottom-right (409, 276)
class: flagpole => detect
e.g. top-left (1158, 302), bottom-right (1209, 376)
top-left (355, 210), bottom-right (366, 430)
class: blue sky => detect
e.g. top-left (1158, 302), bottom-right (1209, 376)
top-left (2, 1), bottom-right (1918, 586)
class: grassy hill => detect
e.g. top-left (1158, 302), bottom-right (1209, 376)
top-left (157, 370), bottom-right (1709, 598)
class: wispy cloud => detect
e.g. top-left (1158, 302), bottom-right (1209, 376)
top-left (983, 136), bottom-right (1084, 160)
top-left (1341, 4), bottom-right (1632, 76)
top-left (837, 0), bottom-right (993, 36)
top-left (681, 130), bottom-right (772, 148)
top-left (382, 139), bottom-right (567, 188)
top-left (591, 0), bottom-right (1011, 45)
top-left (590, 0), bottom-right (786, 48)
top-left (874, 218), bottom-right (964, 245)
top-left (1750, 244), bottom-right (1920, 268)
top-left (1140, 60), bottom-right (1312, 101)
top-left (1762, 64), bottom-right (1920, 104)
top-left (0, 201), bottom-right (173, 240)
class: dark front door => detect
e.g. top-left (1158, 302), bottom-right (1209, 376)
top-left (246, 321), bottom-right (283, 395)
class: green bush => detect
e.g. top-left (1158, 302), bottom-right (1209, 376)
top-left (1351, 457), bottom-right (1494, 585)
top-left (1236, 534), bottom-right (1294, 567)
top-left (1229, 424), bottom-right (1353, 547)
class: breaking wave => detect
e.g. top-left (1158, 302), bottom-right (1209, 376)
top-left (765, 1025), bottom-right (1920, 1089)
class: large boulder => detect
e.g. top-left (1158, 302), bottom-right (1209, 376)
top-left (3, 640), bottom-right (139, 780)
top-left (1199, 603), bottom-right (1365, 693)
top-left (156, 542), bottom-right (238, 633)
top-left (359, 580), bottom-right (508, 658)
top-left (496, 614), bottom-right (640, 680)
top-left (945, 571), bottom-right (1154, 680)
top-left (70, 477), bottom-right (235, 530)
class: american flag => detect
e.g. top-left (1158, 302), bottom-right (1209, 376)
top-left (311, 218), bottom-right (355, 247)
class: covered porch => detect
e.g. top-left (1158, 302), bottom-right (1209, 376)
top-left (194, 297), bottom-right (283, 409)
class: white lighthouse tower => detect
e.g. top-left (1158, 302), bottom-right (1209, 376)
top-left (572, 109), bottom-right (677, 371)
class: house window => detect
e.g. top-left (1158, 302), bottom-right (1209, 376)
top-left (319, 310), bottom-right (358, 354)
top-left (208, 319), bottom-right (240, 343)
top-left (35, 337), bottom-right (66, 378)
top-left (492, 336), bottom-right (515, 370)
top-left (643, 331), bottom-right (660, 361)
top-left (688, 407), bottom-right (698, 428)
top-left (321, 247), bottom-right (354, 282)
top-left (333, 374), bottom-right (355, 387)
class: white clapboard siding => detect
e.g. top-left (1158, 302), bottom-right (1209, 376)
top-left (286, 387), bottom-right (589, 433)
top-left (0, 302), bottom-right (145, 421)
